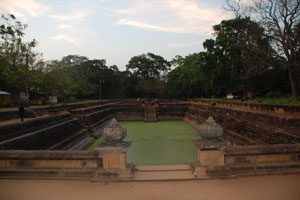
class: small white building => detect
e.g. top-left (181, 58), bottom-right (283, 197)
top-left (226, 93), bottom-right (235, 99)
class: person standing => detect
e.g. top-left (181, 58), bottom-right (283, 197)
top-left (19, 102), bottom-right (25, 121)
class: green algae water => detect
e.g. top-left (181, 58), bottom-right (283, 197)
top-left (121, 120), bottom-right (198, 165)
top-left (87, 120), bottom-right (199, 165)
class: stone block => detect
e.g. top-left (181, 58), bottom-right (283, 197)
top-left (198, 150), bottom-right (224, 167)
top-left (102, 152), bottom-right (126, 170)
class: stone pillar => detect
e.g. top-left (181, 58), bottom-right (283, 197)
top-left (95, 119), bottom-right (134, 180)
top-left (192, 117), bottom-right (227, 177)
top-left (194, 138), bottom-right (227, 166)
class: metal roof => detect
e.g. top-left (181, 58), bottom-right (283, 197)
top-left (0, 91), bottom-right (11, 95)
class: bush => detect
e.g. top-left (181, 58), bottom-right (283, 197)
top-left (265, 91), bottom-right (282, 98)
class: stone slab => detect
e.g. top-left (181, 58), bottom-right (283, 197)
top-left (102, 152), bottom-right (127, 170)
top-left (193, 138), bottom-right (228, 150)
top-left (198, 150), bottom-right (224, 167)
top-left (134, 170), bottom-right (195, 181)
top-left (136, 165), bottom-right (190, 171)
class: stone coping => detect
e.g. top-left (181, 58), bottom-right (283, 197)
top-left (70, 102), bottom-right (119, 113)
top-left (225, 144), bottom-right (300, 156)
top-left (96, 141), bottom-right (132, 152)
top-left (188, 99), bottom-right (300, 114)
top-left (0, 150), bottom-right (98, 159)
top-left (193, 138), bottom-right (228, 150)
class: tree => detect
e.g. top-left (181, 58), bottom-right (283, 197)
top-left (44, 60), bottom-right (74, 96)
top-left (43, 56), bottom-right (126, 99)
top-left (126, 53), bottom-right (170, 79)
top-left (211, 17), bottom-right (275, 94)
top-left (226, 0), bottom-right (300, 99)
top-left (167, 53), bottom-right (204, 98)
top-left (126, 53), bottom-right (170, 98)
top-left (167, 17), bottom-right (282, 98)
top-left (0, 14), bottom-right (39, 105)
top-left (201, 39), bottom-right (232, 96)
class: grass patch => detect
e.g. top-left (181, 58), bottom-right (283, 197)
top-left (245, 98), bottom-right (300, 106)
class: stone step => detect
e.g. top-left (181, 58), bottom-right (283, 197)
top-left (144, 119), bottom-right (157, 122)
top-left (136, 164), bottom-right (190, 172)
top-left (134, 170), bottom-right (195, 181)
top-left (133, 164), bottom-right (195, 181)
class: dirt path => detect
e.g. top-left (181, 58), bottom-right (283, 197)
top-left (0, 175), bottom-right (299, 200)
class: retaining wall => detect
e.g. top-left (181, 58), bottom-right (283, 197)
top-left (185, 102), bottom-right (300, 145)
top-left (189, 99), bottom-right (300, 115)
top-left (0, 150), bottom-right (101, 179)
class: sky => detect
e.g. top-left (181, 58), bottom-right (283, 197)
top-left (0, 0), bottom-right (233, 70)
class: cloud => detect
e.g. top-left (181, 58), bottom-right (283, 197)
top-left (50, 11), bottom-right (91, 22)
top-left (50, 34), bottom-right (79, 46)
top-left (0, 0), bottom-right (48, 20)
top-left (168, 41), bottom-right (203, 48)
top-left (117, 19), bottom-right (197, 34)
top-left (58, 24), bottom-right (73, 29)
top-left (49, 5), bottom-right (94, 48)
top-left (113, 0), bottom-right (228, 35)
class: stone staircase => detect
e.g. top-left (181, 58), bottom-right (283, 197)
top-left (144, 104), bottom-right (157, 122)
top-left (0, 112), bottom-right (91, 150)
top-left (134, 165), bottom-right (195, 181)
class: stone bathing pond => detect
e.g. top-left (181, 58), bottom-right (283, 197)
top-left (0, 99), bottom-right (299, 181)
top-left (87, 120), bottom-right (198, 165)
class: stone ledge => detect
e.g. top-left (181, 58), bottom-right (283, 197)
top-left (193, 138), bottom-right (228, 150)
top-left (0, 150), bottom-right (98, 159)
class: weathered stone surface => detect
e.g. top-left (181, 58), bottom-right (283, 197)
top-left (198, 150), bottom-right (224, 167)
top-left (189, 99), bottom-right (300, 115)
top-left (0, 150), bottom-right (100, 169)
top-left (0, 112), bottom-right (72, 142)
top-left (193, 138), bottom-right (228, 150)
top-left (114, 101), bottom-right (188, 121)
top-left (198, 116), bottom-right (223, 138)
top-left (102, 119), bottom-right (127, 142)
top-left (101, 152), bottom-right (127, 169)
top-left (94, 118), bottom-right (133, 179)
top-left (0, 116), bottom-right (90, 150)
top-left (185, 102), bottom-right (300, 145)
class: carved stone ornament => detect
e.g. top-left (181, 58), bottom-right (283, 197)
top-left (198, 116), bottom-right (223, 138)
top-left (102, 119), bottom-right (127, 142)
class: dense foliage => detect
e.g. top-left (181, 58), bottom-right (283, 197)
top-left (167, 17), bottom-right (290, 98)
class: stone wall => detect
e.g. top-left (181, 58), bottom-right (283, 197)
top-left (189, 99), bottom-right (300, 115)
top-left (114, 100), bottom-right (188, 121)
top-left (156, 101), bottom-right (187, 120)
top-left (0, 150), bottom-right (100, 179)
top-left (204, 143), bottom-right (300, 177)
top-left (0, 144), bottom-right (299, 179)
top-left (114, 102), bottom-right (144, 120)
top-left (225, 144), bottom-right (300, 164)
top-left (185, 102), bottom-right (300, 145)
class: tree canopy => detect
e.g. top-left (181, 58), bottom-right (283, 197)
top-left (225, 0), bottom-right (300, 99)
